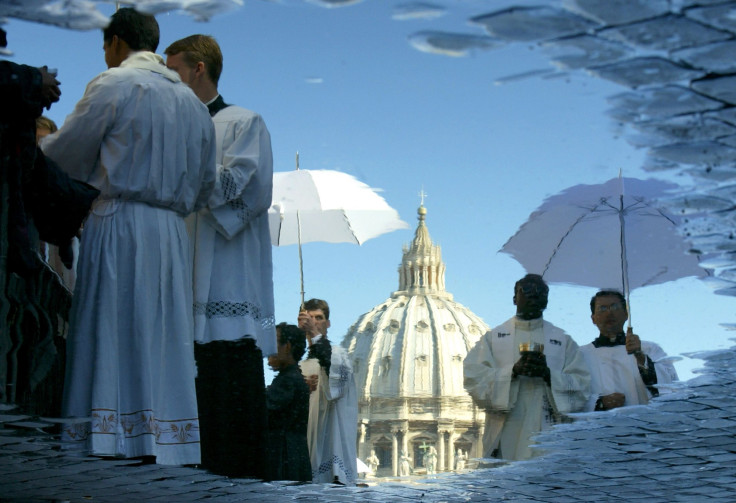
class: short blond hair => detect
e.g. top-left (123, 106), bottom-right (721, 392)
top-left (36, 116), bottom-right (57, 133)
top-left (165, 34), bottom-right (223, 86)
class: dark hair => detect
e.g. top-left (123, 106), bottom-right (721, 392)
top-left (164, 34), bottom-right (223, 86)
top-left (277, 323), bottom-right (307, 361)
top-left (514, 274), bottom-right (549, 296)
top-left (103, 7), bottom-right (159, 52)
top-left (590, 290), bottom-right (627, 315)
top-left (303, 298), bottom-right (330, 320)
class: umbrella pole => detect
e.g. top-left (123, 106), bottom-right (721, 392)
top-left (295, 152), bottom-right (305, 308)
top-left (297, 209), bottom-right (305, 308)
top-left (618, 174), bottom-right (632, 328)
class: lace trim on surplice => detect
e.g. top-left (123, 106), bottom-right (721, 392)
top-left (193, 299), bottom-right (275, 329)
top-left (220, 170), bottom-right (253, 224)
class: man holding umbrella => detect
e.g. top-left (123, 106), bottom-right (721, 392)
top-left (464, 274), bottom-right (590, 461)
top-left (298, 298), bottom-right (358, 484)
top-left (580, 290), bottom-right (678, 411)
top-left (165, 34), bottom-right (275, 478)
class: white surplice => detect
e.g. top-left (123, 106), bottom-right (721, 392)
top-left (303, 343), bottom-right (358, 484)
top-left (464, 317), bottom-right (590, 461)
top-left (188, 105), bottom-right (275, 353)
top-left (580, 340), bottom-right (678, 411)
top-left (41, 52), bottom-right (216, 465)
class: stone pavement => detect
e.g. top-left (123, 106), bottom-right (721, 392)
top-left (2, 344), bottom-right (736, 502)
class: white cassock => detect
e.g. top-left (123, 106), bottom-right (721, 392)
top-left (188, 105), bottom-right (275, 352)
top-left (580, 340), bottom-right (678, 411)
top-left (41, 52), bottom-right (216, 465)
top-left (302, 341), bottom-right (358, 484)
top-left (464, 317), bottom-right (590, 461)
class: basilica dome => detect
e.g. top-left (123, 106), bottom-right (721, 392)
top-left (342, 204), bottom-right (489, 476)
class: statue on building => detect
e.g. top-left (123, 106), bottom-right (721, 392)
top-left (398, 448), bottom-right (412, 477)
top-left (455, 448), bottom-right (467, 471)
top-left (424, 446), bottom-right (438, 475)
top-left (365, 449), bottom-right (380, 476)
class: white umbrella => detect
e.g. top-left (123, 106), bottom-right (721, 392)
top-left (269, 160), bottom-right (408, 305)
top-left (356, 457), bottom-right (371, 474)
top-left (501, 174), bottom-right (706, 325)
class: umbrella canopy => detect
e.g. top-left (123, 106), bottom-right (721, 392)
top-left (270, 169), bottom-right (408, 246)
top-left (269, 168), bottom-right (408, 303)
top-left (356, 457), bottom-right (371, 474)
top-left (501, 176), bottom-right (705, 322)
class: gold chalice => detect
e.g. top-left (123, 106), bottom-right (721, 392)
top-left (519, 342), bottom-right (544, 355)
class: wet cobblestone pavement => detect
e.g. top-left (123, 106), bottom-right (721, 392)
top-left (2, 345), bottom-right (736, 502)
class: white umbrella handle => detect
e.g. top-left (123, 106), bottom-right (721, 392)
top-left (297, 209), bottom-right (305, 308)
top-left (618, 172), bottom-right (632, 328)
top-left (295, 153), bottom-right (306, 308)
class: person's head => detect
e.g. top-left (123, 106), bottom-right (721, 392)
top-left (513, 274), bottom-right (549, 320)
top-left (266, 353), bottom-right (279, 372)
top-left (275, 322), bottom-right (307, 368)
top-left (164, 34), bottom-right (222, 102)
top-left (102, 8), bottom-right (159, 68)
top-left (165, 35), bottom-right (222, 86)
top-left (302, 298), bottom-right (331, 335)
top-left (36, 116), bottom-right (57, 143)
top-left (590, 290), bottom-right (628, 338)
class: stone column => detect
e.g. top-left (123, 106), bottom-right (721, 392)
top-left (447, 435), bottom-right (453, 471)
top-left (476, 425), bottom-right (484, 458)
top-left (437, 429), bottom-right (447, 472)
top-left (447, 429), bottom-right (457, 470)
top-left (400, 423), bottom-right (410, 474)
top-left (358, 422), bottom-right (367, 459)
top-left (391, 426), bottom-right (399, 477)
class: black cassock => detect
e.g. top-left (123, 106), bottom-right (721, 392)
top-left (265, 363), bottom-right (312, 482)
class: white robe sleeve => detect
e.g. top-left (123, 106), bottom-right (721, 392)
top-left (463, 329), bottom-right (516, 412)
top-left (326, 345), bottom-right (354, 402)
top-left (206, 112), bottom-right (272, 240)
top-left (40, 73), bottom-right (119, 182)
top-left (579, 345), bottom-right (604, 411)
top-left (642, 341), bottom-right (679, 387)
top-left (547, 334), bottom-right (591, 414)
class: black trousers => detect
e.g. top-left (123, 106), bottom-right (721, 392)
top-left (194, 338), bottom-right (266, 478)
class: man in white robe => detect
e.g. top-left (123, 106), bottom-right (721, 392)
top-left (165, 35), bottom-right (275, 478)
top-left (40, 8), bottom-right (216, 465)
top-left (464, 274), bottom-right (590, 461)
top-left (580, 290), bottom-right (678, 411)
top-left (298, 298), bottom-right (358, 484)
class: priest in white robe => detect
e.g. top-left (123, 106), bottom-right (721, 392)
top-left (298, 298), bottom-right (358, 484)
top-left (580, 290), bottom-right (678, 411)
top-left (165, 35), bottom-right (275, 478)
top-left (464, 274), bottom-right (590, 461)
top-left (40, 9), bottom-right (216, 466)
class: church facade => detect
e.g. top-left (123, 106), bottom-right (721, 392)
top-left (342, 204), bottom-right (489, 476)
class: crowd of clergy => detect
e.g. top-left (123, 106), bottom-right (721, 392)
top-left (0, 6), bottom-right (678, 485)
top-left (464, 274), bottom-right (678, 462)
top-left (1, 8), bottom-right (357, 484)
